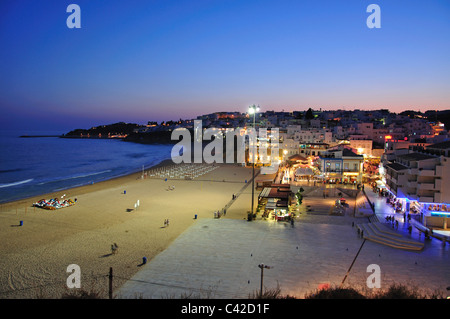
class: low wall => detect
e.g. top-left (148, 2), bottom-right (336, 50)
top-left (426, 216), bottom-right (448, 229)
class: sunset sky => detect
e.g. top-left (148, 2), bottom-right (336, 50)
top-left (1, 0), bottom-right (449, 132)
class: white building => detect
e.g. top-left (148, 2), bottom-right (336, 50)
top-left (294, 129), bottom-right (333, 144)
top-left (383, 141), bottom-right (450, 229)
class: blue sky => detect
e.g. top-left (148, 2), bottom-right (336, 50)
top-left (0, 0), bottom-right (449, 131)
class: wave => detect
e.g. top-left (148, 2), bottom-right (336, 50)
top-left (0, 178), bottom-right (34, 188)
top-left (68, 170), bottom-right (112, 179)
top-left (37, 170), bottom-right (112, 185)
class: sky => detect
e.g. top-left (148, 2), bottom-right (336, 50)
top-left (0, 0), bottom-right (449, 132)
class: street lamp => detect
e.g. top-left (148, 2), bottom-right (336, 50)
top-left (248, 104), bottom-right (260, 219)
top-left (258, 263), bottom-right (272, 298)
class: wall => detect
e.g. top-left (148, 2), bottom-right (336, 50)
top-left (425, 216), bottom-right (448, 229)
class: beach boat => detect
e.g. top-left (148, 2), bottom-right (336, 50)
top-left (33, 198), bottom-right (75, 210)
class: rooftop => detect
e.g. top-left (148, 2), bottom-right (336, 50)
top-left (427, 140), bottom-right (450, 150)
top-left (385, 162), bottom-right (409, 171)
top-left (288, 154), bottom-right (308, 162)
top-left (396, 152), bottom-right (437, 162)
top-left (320, 148), bottom-right (364, 159)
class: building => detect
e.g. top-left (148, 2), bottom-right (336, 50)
top-left (348, 136), bottom-right (373, 157)
top-left (382, 142), bottom-right (450, 229)
top-left (294, 129), bottom-right (333, 144)
top-left (318, 147), bottom-right (364, 184)
top-left (299, 142), bottom-right (330, 157)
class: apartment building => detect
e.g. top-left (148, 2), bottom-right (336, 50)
top-left (383, 141), bottom-right (450, 229)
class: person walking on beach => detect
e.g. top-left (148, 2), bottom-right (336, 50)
top-left (111, 243), bottom-right (118, 255)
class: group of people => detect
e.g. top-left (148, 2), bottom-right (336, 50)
top-left (386, 215), bottom-right (400, 229)
top-left (214, 209), bottom-right (226, 218)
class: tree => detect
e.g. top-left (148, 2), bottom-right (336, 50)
top-left (305, 108), bottom-right (314, 120)
top-left (295, 188), bottom-right (304, 205)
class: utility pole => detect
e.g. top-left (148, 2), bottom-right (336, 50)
top-left (258, 263), bottom-right (272, 298)
top-left (252, 111), bottom-right (255, 217)
top-left (248, 104), bottom-right (260, 218)
top-left (109, 267), bottom-right (113, 299)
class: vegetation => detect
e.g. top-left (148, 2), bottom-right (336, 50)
top-left (252, 283), bottom-right (447, 299)
top-left (60, 288), bottom-right (103, 299)
top-left (295, 187), bottom-right (304, 205)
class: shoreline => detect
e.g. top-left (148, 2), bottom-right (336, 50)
top-left (0, 158), bottom-right (174, 209)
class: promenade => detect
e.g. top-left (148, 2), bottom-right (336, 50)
top-left (117, 186), bottom-right (450, 299)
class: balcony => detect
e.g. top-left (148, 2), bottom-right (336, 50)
top-left (323, 169), bottom-right (343, 173)
top-left (409, 168), bottom-right (419, 175)
top-left (418, 169), bottom-right (435, 177)
top-left (418, 196), bottom-right (434, 203)
top-left (417, 183), bottom-right (435, 191)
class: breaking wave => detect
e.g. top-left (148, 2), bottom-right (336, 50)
top-left (0, 179), bottom-right (34, 188)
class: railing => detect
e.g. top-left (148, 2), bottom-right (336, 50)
top-left (322, 169), bottom-right (360, 173)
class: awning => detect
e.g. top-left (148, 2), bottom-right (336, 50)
top-left (258, 186), bottom-right (291, 199)
top-left (259, 187), bottom-right (272, 198)
top-left (376, 180), bottom-right (386, 188)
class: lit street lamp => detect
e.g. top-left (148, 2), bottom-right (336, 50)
top-left (258, 263), bottom-right (272, 298)
top-left (248, 104), bottom-right (260, 219)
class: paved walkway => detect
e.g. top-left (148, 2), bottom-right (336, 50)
top-left (117, 209), bottom-right (450, 299)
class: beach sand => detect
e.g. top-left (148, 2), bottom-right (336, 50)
top-left (0, 163), bottom-right (256, 299)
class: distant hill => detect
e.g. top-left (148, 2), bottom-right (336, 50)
top-left (63, 122), bottom-right (181, 144)
top-left (64, 122), bottom-right (143, 138)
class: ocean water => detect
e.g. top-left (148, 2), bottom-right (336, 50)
top-left (0, 130), bottom-right (173, 203)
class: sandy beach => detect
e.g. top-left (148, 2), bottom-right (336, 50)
top-left (0, 162), bottom-right (256, 299)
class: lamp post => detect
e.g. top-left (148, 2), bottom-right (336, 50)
top-left (248, 104), bottom-right (260, 218)
top-left (258, 263), bottom-right (272, 298)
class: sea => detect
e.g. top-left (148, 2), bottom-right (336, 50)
top-left (0, 130), bottom-right (174, 204)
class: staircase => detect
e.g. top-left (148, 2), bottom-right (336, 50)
top-left (357, 222), bottom-right (424, 251)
